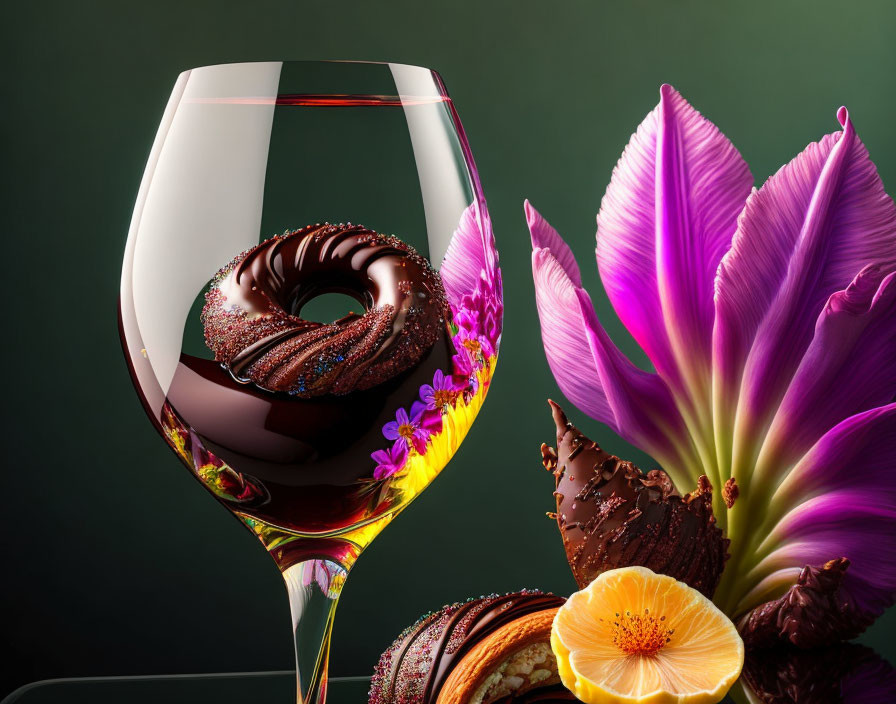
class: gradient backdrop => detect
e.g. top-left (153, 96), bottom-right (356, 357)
top-left (3, 0), bottom-right (896, 696)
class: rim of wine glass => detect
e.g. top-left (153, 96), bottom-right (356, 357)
top-left (182, 59), bottom-right (441, 71)
top-left (176, 59), bottom-right (450, 99)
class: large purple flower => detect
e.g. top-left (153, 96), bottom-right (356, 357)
top-left (382, 404), bottom-right (430, 454)
top-left (528, 85), bottom-right (896, 643)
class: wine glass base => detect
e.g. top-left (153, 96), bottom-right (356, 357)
top-left (0, 673), bottom-right (371, 704)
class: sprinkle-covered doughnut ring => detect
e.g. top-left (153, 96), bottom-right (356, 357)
top-left (201, 223), bottom-right (447, 397)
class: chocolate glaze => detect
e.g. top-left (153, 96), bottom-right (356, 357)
top-left (202, 223), bottom-right (447, 397)
top-left (369, 591), bottom-right (566, 704)
top-left (542, 401), bottom-right (728, 597)
top-left (739, 558), bottom-right (877, 649)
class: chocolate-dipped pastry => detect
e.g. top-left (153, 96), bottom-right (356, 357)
top-left (202, 223), bottom-right (447, 397)
top-left (739, 558), bottom-right (877, 649)
top-left (542, 401), bottom-right (728, 597)
top-left (741, 642), bottom-right (896, 703)
top-left (369, 591), bottom-right (566, 704)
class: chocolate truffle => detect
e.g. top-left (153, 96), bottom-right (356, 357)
top-left (542, 401), bottom-right (728, 597)
top-left (739, 558), bottom-right (877, 649)
top-left (369, 591), bottom-right (566, 704)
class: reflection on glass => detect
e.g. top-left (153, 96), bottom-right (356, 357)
top-left (733, 644), bottom-right (895, 703)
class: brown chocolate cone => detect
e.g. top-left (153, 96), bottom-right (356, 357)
top-left (542, 400), bottom-right (728, 598)
top-left (739, 558), bottom-right (877, 649)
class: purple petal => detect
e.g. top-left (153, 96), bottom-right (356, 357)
top-left (596, 84), bottom-right (752, 387)
top-left (453, 307), bottom-right (479, 334)
top-left (452, 352), bottom-right (473, 378)
top-left (409, 401), bottom-right (427, 423)
top-left (382, 421), bottom-right (400, 441)
top-left (420, 409), bottom-right (443, 433)
top-left (410, 429), bottom-right (429, 454)
top-left (395, 407), bottom-right (409, 425)
top-left (573, 288), bottom-right (701, 481)
top-left (372, 465), bottom-right (390, 480)
top-left (419, 384), bottom-right (435, 404)
top-left (530, 238), bottom-right (613, 426)
top-left (440, 205), bottom-right (486, 309)
top-left (714, 108), bottom-right (896, 463)
top-left (370, 448), bottom-right (391, 465)
top-left (373, 463), bottom-right (397, 480)
top-left (759, 404), bottom-right (896, 617)
top-left (758, 267), bottom-right (896, 474)
top-left (525, 199), bottom-right (581, 286)
top-left (387, 440), bottom-right (408, 469)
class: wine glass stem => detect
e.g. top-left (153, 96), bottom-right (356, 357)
top-left (283, 559), bottom-right (349, 704)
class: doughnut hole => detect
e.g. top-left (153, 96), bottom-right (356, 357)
top-left (296, 290), bottom-right (367, 324)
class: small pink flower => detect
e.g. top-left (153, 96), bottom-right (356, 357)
top-left (451, 351), bottom-right (479, 396)
top-left (370, 440), bottom-right (409, 480)
top-left (419, 369), bottom-right (461, 411)
top-left (382, 404), bottom-right (430, 454)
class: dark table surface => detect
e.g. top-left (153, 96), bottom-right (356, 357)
top-left (0, 672), bottom-right (737, 704)
top-left (0, 673), bottom-right (370, 704)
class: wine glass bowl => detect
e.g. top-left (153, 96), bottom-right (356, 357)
top-left (119, 61), bottom-right (501, 703)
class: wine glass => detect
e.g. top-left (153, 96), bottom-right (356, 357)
top-left (119, 61), bottom-right (501, 704)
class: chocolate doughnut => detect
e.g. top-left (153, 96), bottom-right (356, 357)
top-left (201, 223), bottom-right (448, 397)
top-left (369, 590), bottom-right (566, 704)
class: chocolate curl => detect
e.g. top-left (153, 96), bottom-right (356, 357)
top-left (543, 400), bottom-right (728, 597)
top-left (739, 558), bottom-right (877, 649)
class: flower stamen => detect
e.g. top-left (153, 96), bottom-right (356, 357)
top-left (432, 389), bottom-right (457, 409)
top-left (608, 609), bottom-right (673, 656)
top-left (462, 338), bottom-right (482, 354)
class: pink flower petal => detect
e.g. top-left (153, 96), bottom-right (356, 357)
top-left (529, 202), bottom-right (700, 480)
top-left (440, 204), bottom-right (487, 309)
top-left (758, 266), bottom-right (896, 475)
top-left (756, 404), bottom-right (896, 618)
top-left (714, 108), bottom-right (896, 475)
top-left (596, 84), bottom-right (752, 390)
top-left (573, 288), bottom-right (701, 482)
top-left (525, 199), bottom-right (581, 286)
top-left (531, 239), bottom-right (613, 426)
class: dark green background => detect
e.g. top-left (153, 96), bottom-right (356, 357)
top-left (3, 0), bottom-right (895, 697)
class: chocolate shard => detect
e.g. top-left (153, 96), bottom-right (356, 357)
top-left (741, 642), bottom-right (896, 703)
top-left (739, 558), bottom-right (877, 649)
top-left (543, 400), bottom-right (729, 598)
